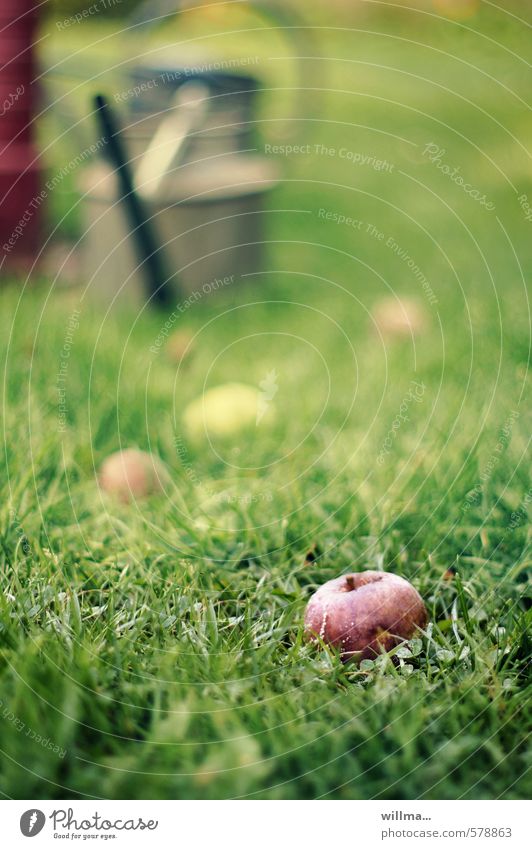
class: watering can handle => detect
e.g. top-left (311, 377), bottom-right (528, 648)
top-left (129, 0), bottom-right (321, 143)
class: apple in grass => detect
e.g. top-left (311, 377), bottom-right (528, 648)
top-left (183, 383), bottom-right (273, 441)
top-left (304, 571), bottom-right (428, 662)
top-left (99, 449), bottom-right (169, 502)
top-left (165, 329), bottom-right (195, 365)
top-left (372, 297), bottom-right (427, 340)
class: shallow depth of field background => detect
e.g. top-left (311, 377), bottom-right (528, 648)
top-left (0, 0), bottom-right (530, 800)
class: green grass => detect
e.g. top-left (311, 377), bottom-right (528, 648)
top-left (0, 3), bottom-right (531, 799)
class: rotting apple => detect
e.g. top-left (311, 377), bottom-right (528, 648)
top-left (304, 570), bottom-right (428, 662)
top-left (99, 449), bottom-right (168, 502)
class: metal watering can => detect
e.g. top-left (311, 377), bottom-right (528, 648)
top-left (81, 0), bottom-right (318, 307)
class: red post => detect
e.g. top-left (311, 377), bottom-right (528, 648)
top-left (0, 0), bottom-right (42, 273)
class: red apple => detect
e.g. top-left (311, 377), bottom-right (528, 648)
top-left (99, 449), bottom-right (168, 502)
top-left (304, 571), bottom-right (428, 661)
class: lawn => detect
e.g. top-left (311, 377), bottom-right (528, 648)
top-left (0, 2), bottom-right (530, 799)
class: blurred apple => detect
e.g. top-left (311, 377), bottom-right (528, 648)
top-left (433, 0), bottom-right (479, 21)
top-left (372, 297), bottom-right (427, 340)
top-left (166, 329), bottom-right (195, 365)
top-left (183, 382), bottom-right (274, 440)
top-left (99, 449), bottom-right (169, 502)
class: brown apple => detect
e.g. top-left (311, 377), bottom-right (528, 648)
top-left (99, 449), bottom-right (168, 502)
top-left (304, 570), bottom-right (428, 661)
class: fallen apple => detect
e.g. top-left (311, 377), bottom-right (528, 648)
top-left (166, 328), bottom-right (194, 365)
top-left (99, 449), bottom-right (168, 502)
top-left (183, 382), bottom-right (272, 440)
top-left (304, 570), bottom-right (428, 661)
top-left (372, 297), bottom-right (427, 339)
